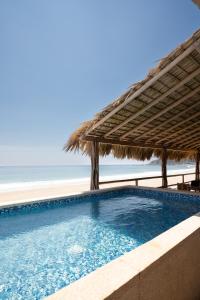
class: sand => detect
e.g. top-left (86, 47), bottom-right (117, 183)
top-left (0, 170), bottom-right (196, 207)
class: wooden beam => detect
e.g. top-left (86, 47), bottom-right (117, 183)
top-left (134, 101), bottom-right (200, 142)
top-left (156, 120), bottom-right (200, 145)
top-left (174, 142), bottom-right (199, 151)
top-left (176, 139), bottom-right (200, 150)
top-left (83, 40), bottom-right (200, 137)
top-left (82, 136), bottom-right (192, 152)
top-left (181, 141), bottom-right (200, 150)
top-left (150, 111), bottom-right (200, 144)
top-left (195, 150), bottom-right (200, 181)
top-left (184, 135), bottom-right (200, 147)
top-left (161, 147), bottom-right (168, 188)
top-left (105, 68), bottom-right (200, 138)
top-left (174, 134), bottom-right (200, 148)
top-left (121, 85), bottom-right (200, 139)
top-left (177, 139), bottom-right (200, 150)
top-left (164, 129), bottom-right (200, 151)
top-left (90, 141), bottom-right (99, 190)
top-left (186, 144), bottom-right (200, 150)
top-left (194, 41), bottom-right (200, 54)
top-left (182, 144), bottom-right (200, 151)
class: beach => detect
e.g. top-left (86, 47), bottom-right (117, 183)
top-left (0, 167), bottom-right (195, 207)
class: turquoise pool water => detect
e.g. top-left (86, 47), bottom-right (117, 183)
top-left (0, 188), bottom-right (200, 299)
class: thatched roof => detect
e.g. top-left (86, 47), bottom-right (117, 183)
top-left (193, 0), bottom-right (200, 8)
top-left (64, 29), bottom-right (200, 161)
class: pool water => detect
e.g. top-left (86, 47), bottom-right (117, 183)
top-left (1, 188), bottom-right (200, 299)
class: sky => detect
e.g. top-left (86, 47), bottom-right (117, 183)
top-left (0, 0), bottom-right (199, 166)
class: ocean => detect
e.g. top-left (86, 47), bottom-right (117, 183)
top-left (0, 164), bottom-right (195, 192)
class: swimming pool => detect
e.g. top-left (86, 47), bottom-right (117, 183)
top-left (1, 187), bottom-right (200, 299)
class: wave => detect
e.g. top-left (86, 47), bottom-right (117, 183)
top-left (0, 167), bottom-right (195, 193)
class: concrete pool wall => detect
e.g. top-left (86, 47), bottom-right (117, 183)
top-left (44, 187), bottom-right (200, 300)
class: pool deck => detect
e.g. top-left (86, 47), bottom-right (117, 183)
top-left (0, 172), bottom-right (195, 207)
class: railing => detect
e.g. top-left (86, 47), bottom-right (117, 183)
top-left (99, 172), bottom-right (195, 188)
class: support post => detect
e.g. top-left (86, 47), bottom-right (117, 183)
top-left (195, 149), bottom-right (200, 181)
top-left (90, 141), bottom-right (99, 190)
top-left (161, 147), bottom-right (168, 188)
top-left (182, 174), bottom-right (184, 183)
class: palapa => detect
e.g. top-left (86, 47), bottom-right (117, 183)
top-left (64, 29), bottom-right (200, 162)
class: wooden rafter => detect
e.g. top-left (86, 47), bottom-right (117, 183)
top-left (176, 135), bottom-right (200, 148)
top-left (155, 120), bottom-right (200, 144)
top-left (83, 40), bottom-right (200, 138)
top-left (134, 101), bottom-right (200, 142)
top-left (184, 144), bottom-right (200, 150)
top-left (121, 85), bottom-right (200, 139)
top-left (194, 42), bottom-right (200, 54)
top-left (162, 127), bottom-right (200, 149)
top-left (147, 110), bottom-right (200, 144)
top-left (174, 136), bottom-right (200, 149)
top-left (179, 130), bottom-right (200, 145)
top-left (164, 124), bottom-right (200, 146)
top-left (105, 67), bottom-right (200, 138)
top-left (82, 136), bottom-right (193, 152)
top-left (164, 122), bottom-right (200, 147)
top-left (180, 144), bottom-right (199, 151)
top-left (180, 140), bottom-right (200, 150)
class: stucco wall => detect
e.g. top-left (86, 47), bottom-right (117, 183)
top-left (108, 225), bottom-right (200, 300)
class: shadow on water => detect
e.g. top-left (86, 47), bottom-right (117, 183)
top-left (90, 200), bottom-right (100, 219)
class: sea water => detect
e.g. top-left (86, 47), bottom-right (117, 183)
top-left (0, 164), bottom-right (194, 192)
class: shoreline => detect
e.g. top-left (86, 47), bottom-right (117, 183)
top-left (0, 168), bottom-right (196, 207)
top-left (0, 167), bottom-right (195, 193)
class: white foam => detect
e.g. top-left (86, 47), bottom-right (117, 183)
top-left (0, 168), bottom-right (195, 193)
top-left (0, 178), bottom-right (90, 192)
top-left (67, 245), bottom-right (85, 254)
top-left (0, 285), bottom-right (5, 292)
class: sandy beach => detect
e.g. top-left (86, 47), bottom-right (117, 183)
top-left (0, 169), bottom-right (196, 207)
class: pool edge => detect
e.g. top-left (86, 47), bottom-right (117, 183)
top-left (0, 185), bottom-right (199, 210)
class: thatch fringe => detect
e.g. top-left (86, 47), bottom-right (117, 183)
top-left (64, 129), bottom-right (196, 161)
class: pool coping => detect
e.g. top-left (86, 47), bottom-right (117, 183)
top-left (0, 185), bottom-right (130, 209)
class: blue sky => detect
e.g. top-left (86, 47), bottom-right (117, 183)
top-left (0, 0), bottom-right (199, 165)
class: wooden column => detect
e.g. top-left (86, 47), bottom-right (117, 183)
top-left (195, 149), bottom-right (200, 181)
top-left (161, 147), bottom-right (168, 188)
top-left (90, 141), bottom-right (99, 190)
